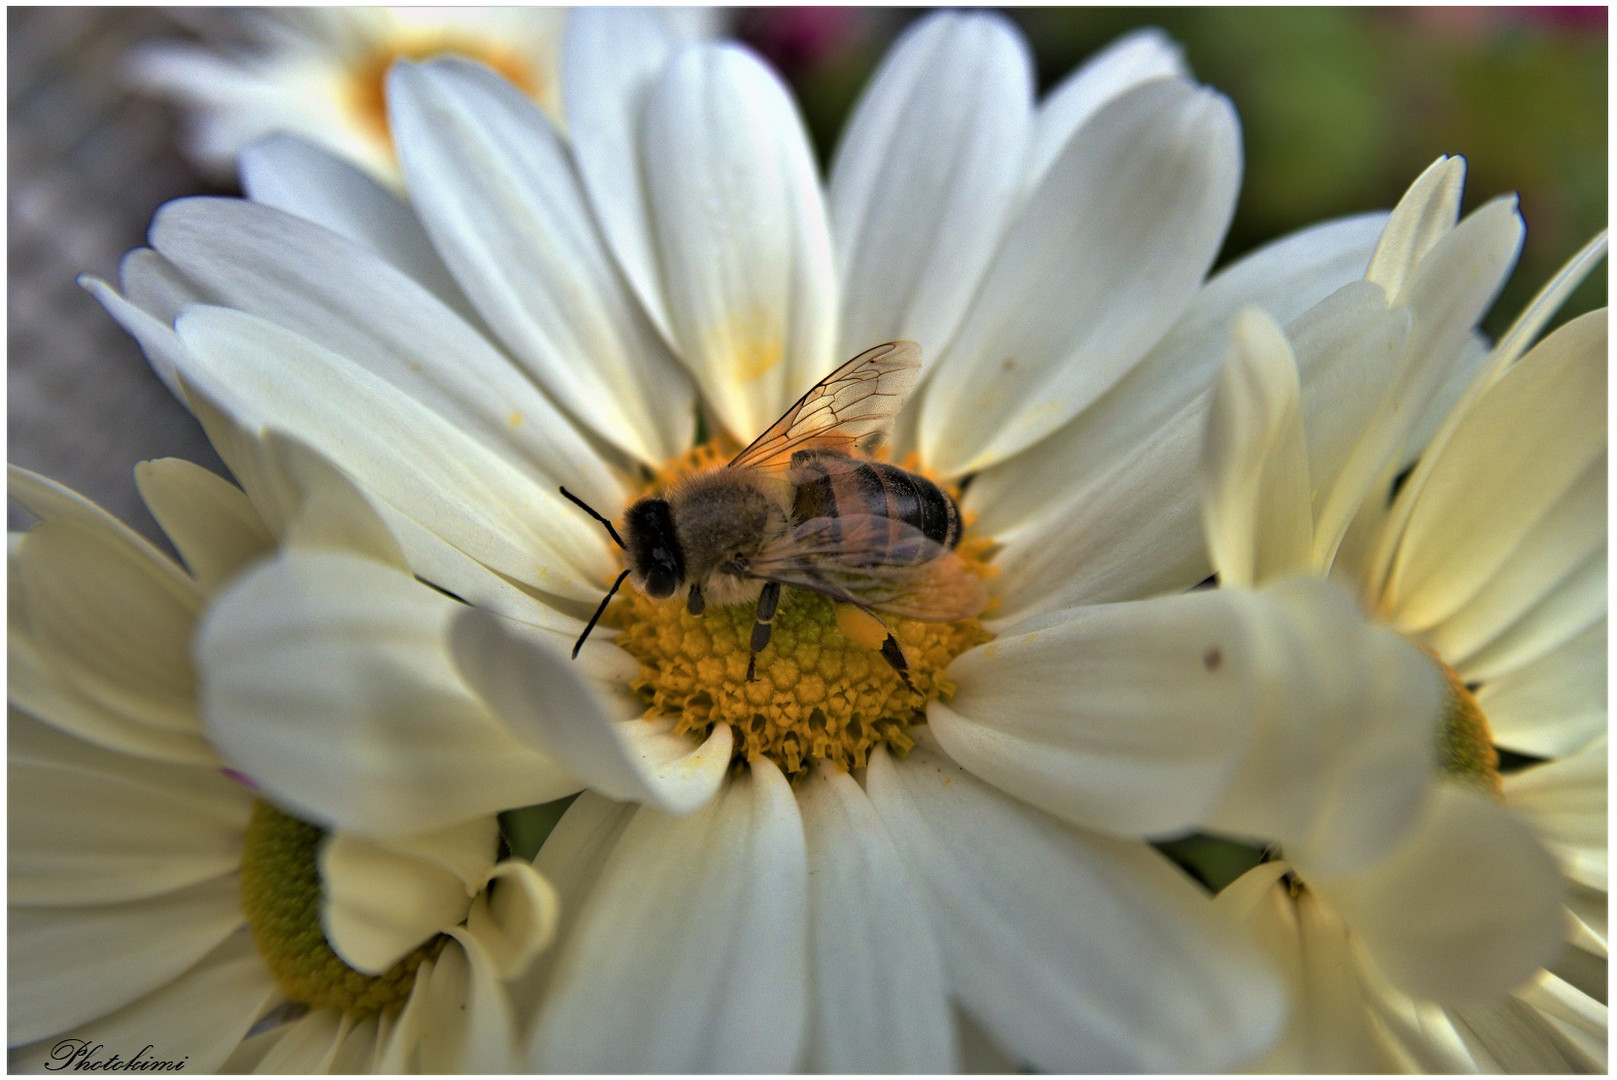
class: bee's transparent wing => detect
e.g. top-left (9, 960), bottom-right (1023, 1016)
top-left (727, 341), bottom-right (922, 473)
top-left (748, 514), bottom-right (987, 622)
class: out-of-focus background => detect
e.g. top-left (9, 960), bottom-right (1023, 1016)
top-left (8, 7), bottom-right (1607, 540)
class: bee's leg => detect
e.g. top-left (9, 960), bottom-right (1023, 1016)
top-left (687, 584), bottom-right (705, 617)
top-left (835, 605), bottom-right (917, 693)
top-left (745, 581), bottom-right (781, 682)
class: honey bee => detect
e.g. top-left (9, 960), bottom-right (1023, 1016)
top-left (562, 341), bottom-right (987, 687)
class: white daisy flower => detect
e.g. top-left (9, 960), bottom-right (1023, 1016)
top-left (1193, 158), bottom-right (1606, 1071)
top-left (128, 7), bottom-right (713, 186)
top-left (7, 449), bottom-right (559, 1073)
top-left (85, 10), bottom-right (1470, 1070)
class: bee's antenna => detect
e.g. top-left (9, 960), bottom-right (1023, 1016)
top-left (560, 486), bottom-right (625, 549)
top-left (573, 568), bottom-right (631, 659)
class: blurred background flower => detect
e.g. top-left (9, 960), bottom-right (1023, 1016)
top-left (7, 6), bottom-right (1606, 543)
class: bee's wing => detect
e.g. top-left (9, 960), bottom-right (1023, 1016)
top-left (747, 514), bottom-right (987, 622)
top-left (727, 341), bottom-right (922, 473)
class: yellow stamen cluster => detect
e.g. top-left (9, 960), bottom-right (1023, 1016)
top-left (612, 443), bottom-right (994, 779)
top-left (346, 36), bottom-right (542, 148)
top-left (239, 801), bottom-right (446, 1016)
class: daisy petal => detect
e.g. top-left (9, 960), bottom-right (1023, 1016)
top-left (1365, 156), bottom-right (1465, 299)
top-left (389, 57), bottom-right (696, 465)
top-left (196, 550), bottom-right (580, 836)
top-left (1478, 618), bottom-right (1606, 757)
top-left (971, 214), bottom-right (1387, 617)
top-left (1206, 576), bottom-right (1443, 876)
top-left (640, 43), bottom-right (837, 441)
top-left (1313, 785), bottom-right (1567, 1005)
top-left (464, 859), bottom-right (560, 981)
top-left (829, 11), bottom-right (1032, 360)
top-left (10, 750), bottom-right (247, 906)
top-left (320, 822), bottom-right (494, 975)
top-left (8, 934), bottom-right (276, 1074)
top-left (146, 197), bottom-right (624, 511)
top-left (562, 7), bottom-right (710, 340)
top-left (410, 932), bottom-right (521, 1073)
top-left (1202, 308), bottom-right (1315, 587)
top-left (237, 133), bottom-right (481, 325)
top-left (8, 876), bottom-right (244, 1045)
top-left (866, 738), bottom-right (1283, 1072)
top-left (132, 458), bottom-right (275, 596)
top-left (1429, 452), bottom-right (1604, 667)
top-left (1026, 29), bottom-right (1187, 190)
top-left (918, 77), bottom-right (1240, 476)
top-left (1455, 547), bottom-right (1604, 683)
top-left (173, 305), bottom-right (612, 602)
top-left (1504, 737), bottom-right (1607, 890)
top-left (448, 608), bottom-right (732, 814)
top-left (935, 589), bottom-right (1261, 837)
top-left (14, 517), bottom-right (200, 735)
top-left (798, 765), bottom-right (954, 1072)
top-left (1384, 310), bottom-right (1606, 634)
top-left (530, 764), bottom-right (809, 1072)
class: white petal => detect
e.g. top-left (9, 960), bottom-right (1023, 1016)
top-left (934, 589), bottom-right (1261, 837)
top-left (173, 305), bottom-right (613, 602)
top-left (641, 43), bottom-right (838, 442)
top-left (248, 1009), bottom-right (349, 1073)
top-left (9, 749), bottom-right (248, 906)
top-left (1286, 281), bottom-right (1414, 565)
top-left (1505, 737), bottom-right (1607, 890)
top-left (448, 607), bottom-right (732, 814)
top-left (1216, 862), bottom-right (1404, 1072)
top-left (1451, 991), bottom-right (1607, 1073)
top-left (797, 765), bottom-right (954, 1072)
top-left (237, 133), bottom-right (483, 326)
top-left (828, 11), bottom-right (1032, 360)
top-left (1312, 785), bottom-right (1567, 1005)
top-left (1365, 155), bottom-right (1466, 299)
top-left (319, 820), bottom-right (496, 975)
top-left (7, 934), bottom-right (276, 1075)
top-left (1026, 28), bottom-right (1187, 190)
top-left (463, 859), bottom-right (560, 981)
top-left (1490, 228), bottom-right (1609, 369)
top-left (1429, 452), bottom-right (1604, 667)
top-left (1455, 546), bottom-right (1604, 683)
top-left (8, 876), bottom-right (245, 1045)
top-left (1205, 576), bottom-right (1442, 876)
top-left (1478, 618), bottom-right (1606, 758)
top-left (13, 516), bottom-right (200, 735)
top-left (530, 763), bottom-right (809, 1072)
top-left (132, 458), bottom-right (275, 596)
top-left (866, 739), bottom-right (1284, 1072)
top-left (1350, 195), bottom-right (1527, 594)
top-left (147, 197), bottom-right (625, 511)
top-left (969, 213), bottom-right (1387, 617)
top-left (389, 58), bottom-right (696, 465)
top-left (1382, 309), bottom-right (1606, 634)
top-left (917, 77), bottom-right (1240, 476)
top-left (1201, 308), bottom-right (1314, 587)
top-left (404, 931), bottom-right (523, 1073)
top-left (561, 7), bottom-right (710, 340)
top-left (196, 549), bottom-right (580, 836)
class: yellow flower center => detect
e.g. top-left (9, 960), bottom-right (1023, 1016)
top-left (613, 443), bottom-right (994, 779)
top-left (239, 801), bottom-right (446, 1017)
top-left (1425, 648), bottom-right (1502, 797)
top-left (345, 34), bottom-right (544, 152)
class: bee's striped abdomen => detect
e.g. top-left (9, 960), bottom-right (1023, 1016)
top-left (790, 452), bottom-right (961, 562)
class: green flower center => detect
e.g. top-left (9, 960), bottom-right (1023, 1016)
top-left (238, 801), bottom-right (447, 1017)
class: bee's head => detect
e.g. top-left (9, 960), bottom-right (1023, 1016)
top-left (623, 497), bottom-right (685, 600)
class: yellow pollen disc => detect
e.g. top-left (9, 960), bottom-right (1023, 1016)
top-left (239, 801), bottom-right (447, 1017)
top-left (345, 35), bottom-right (544, 152)
top-left (1423, 648), bottom-right (1502, 797)
top-left (613, 443), bottom-right (995, 779)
